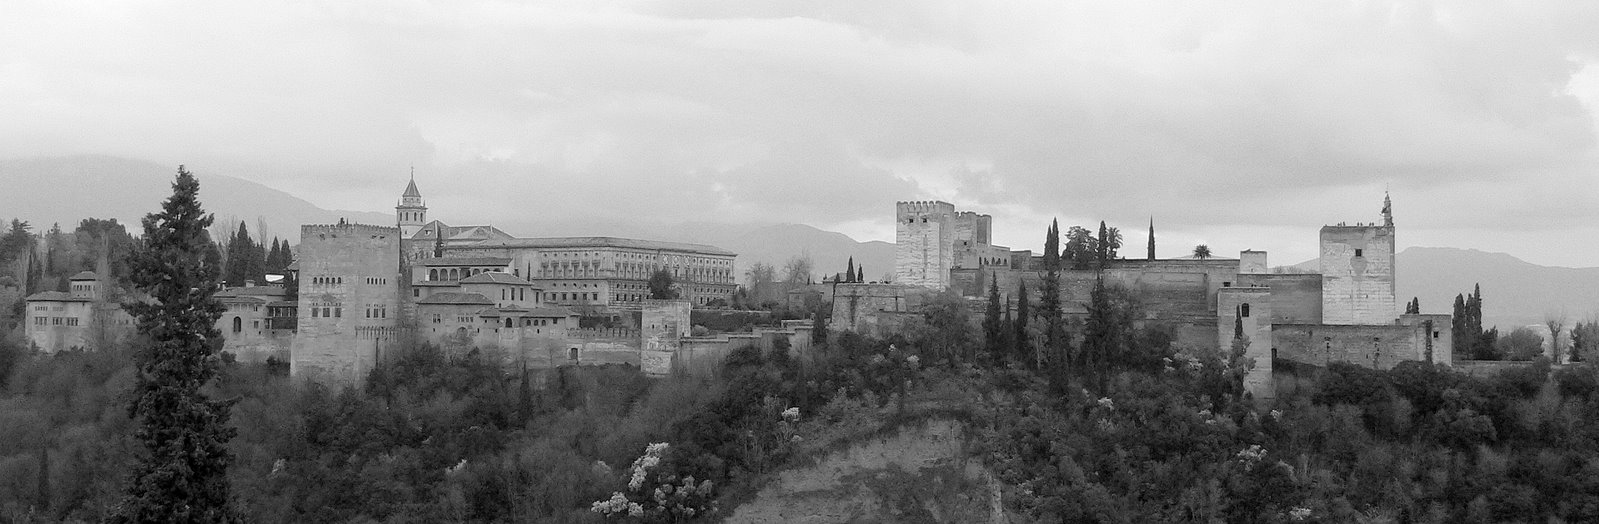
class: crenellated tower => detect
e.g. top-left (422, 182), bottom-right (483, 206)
top-left (397, 170), bottom-right (427, 239)
top-left (1319, 195), bottom-right (1397, 325)
top-left (289, 222), bottom-right (403, 385)
top-left (894, 201), bottom-right (957, 288)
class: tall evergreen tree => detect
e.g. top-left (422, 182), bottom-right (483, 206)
top-left (983, 276), bottom-right (1004, 361)
top-left (811, 305), bottom-right (829, 344)
top-left (1014, 280), bottom-right (1030, 366)
top-left (1039, 220), bottom-right (1065, 371)
top-left (114, 166), bottom-right (240, 522)
top-left (1147, 217), bottom-right (1155, 261)
top-left (856, 265), bottom-right (864, 284)
top-left (1452, 293), bottom-right (1469, 359)
top-left (1096, 221), bottom-right (1111, 269)
top-left (845, 257), bottom-right (855, 283)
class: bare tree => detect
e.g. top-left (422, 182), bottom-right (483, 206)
top-left (781, 254), bottom-right (814, 291)
top-left (1546, 312), bottom-right (1567, 364)
top-left (744, 262), bottom-right (777, 304)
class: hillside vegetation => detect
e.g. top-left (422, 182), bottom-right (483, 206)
top-left (6, 287), bottom-right (1599, 522)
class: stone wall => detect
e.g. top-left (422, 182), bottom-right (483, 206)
top-left (1320, 225), bottom-right (1396, 325)
top-left (290, 223), bottom-right (404, 386)
top-left (831, 283), bottom-right (928, 334)
top-left (1273, 322), bottom-right (1440, 370)
top-left (1238, 273), bottom-right (1323, 324)
top-left (641, 299), bottom-right (692, 376)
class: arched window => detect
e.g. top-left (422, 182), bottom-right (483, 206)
top-left (569, 347), bottom-right (579, 360)
top-left (429, 269), bottom-right (438, 281)
top-left (1240, 303), bottom-right (1250, 318)
top-left (505, 318), bottom-right (513, 328)
top-left (232, 316), bottom-right (242, 333)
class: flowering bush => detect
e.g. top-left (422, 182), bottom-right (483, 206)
top-left (591, 442), bottom-right (716, 522)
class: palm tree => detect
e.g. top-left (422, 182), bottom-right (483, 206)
top-left (1192, 244), bottom-right (1212, 260)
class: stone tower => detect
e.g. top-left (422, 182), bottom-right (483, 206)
top-left (289, 222), bottom-right (403, 385)
top-left (397, 173), bottom-right (427, 239)
top-left (1319, 196), bottom-right (1397, 325)
top-left (895, 201), bottom-right (956, 289)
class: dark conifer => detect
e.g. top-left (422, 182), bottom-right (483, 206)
top-left (114, 166), bottom-right (240, 522)
top-left (983, 276), bottom-right (1004, 361)
top-left (1014, 280), bottom-right (1030, 366)
top-left (1039, 220), bottom-right (1065, 371)
top-left (845, 257), bottom-right (855, 283)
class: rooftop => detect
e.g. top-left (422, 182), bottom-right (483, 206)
top-left (417, 292), bottom-right (495, 305)
top-left (69, 271), bottom-right (98, 281)
top-left (470, 236), bottom-right (735, 256)
top-left (459, 272), bottom-right (534, 286)
top-left (26, 291), bottom-right (89, 302)
top-left (416, 257), bottom-right (512, 267)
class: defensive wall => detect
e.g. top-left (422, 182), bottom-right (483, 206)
top-left (831, 283), bottom-right (931, 336)
top-left (1272, 313), bottom-right (1450, 370)
top-left (1219, 286), bottom-right (1274, 400)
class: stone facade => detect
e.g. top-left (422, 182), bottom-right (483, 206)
top-left (288, 222), bottom-right (404, 385)
top-left (895, 201), bottom-right (956, 288)
top-left (1320, 224), bottom-right (1396, 325)
top-left (23, 272), bottom-right (134, 352)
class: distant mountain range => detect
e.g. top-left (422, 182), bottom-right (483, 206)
top-left (0, 155), bottom-right (893, 281)
top-left (0, 155), bottom-right (391, 243)
top-left (5, 155), bottom-right (1592, 328)
top-left (1284, 247), bottom-right (1598, 330)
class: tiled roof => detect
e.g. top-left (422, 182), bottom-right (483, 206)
top-left (403, 177), bottom-right (422, 198)
top-left (26, 291), bottom-right (88, 302)
top-left (417, 292), bottom-right (494, 305)
top-left (470, 236), bottom-right (735, 257)
top-left (459, 272), bottom-right (533, 285)
top-left (477, 306), bottom-right (575, 317)
top-left (416, 257), bottom-right (512, 267)
top-left (69, 271), bottom-right (98, 281)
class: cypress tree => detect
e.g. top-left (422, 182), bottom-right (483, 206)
top-left (1096, 220), bottom-right (1110, 269)
top-left (856, 266), bottom-right (864, 284)
top-left (114, 166), bottom-right (240, 522)
top-left (1452, 293), bottom-right (1469, 359)
top-left (1014, 280), bottom-right (1030, 366)
top-left (811, 305), bottom-right (829, 345)
top-left (1147, 217), bottom-right (1155, 261)
top-left (845, 257), bottom-right (855, 283)
top-left (983, 276), bottom-right (1004, 361)
top-left (1039, 220), bottom-right (1065, 371)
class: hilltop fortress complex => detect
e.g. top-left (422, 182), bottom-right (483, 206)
top-left (22, 177), bottom-right (1449, 395)
top-left (836, 194), bottom-right (1450, 399)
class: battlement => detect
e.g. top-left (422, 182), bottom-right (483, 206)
top-left (1321, 222), bottom-right (1393, 230)
top-left (301, 222), bottom-right (403, 238)
top-left (896, 200), bottom-right (956, 216)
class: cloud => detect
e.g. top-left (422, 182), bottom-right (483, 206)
top-left (2, 1), bottom-right (1599, 265)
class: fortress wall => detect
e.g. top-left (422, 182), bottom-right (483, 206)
top-left (1320, 226), bottom-right (1396, 325)
top-left (1273, 322), bottom-right (1431, 370)
top-left (1237, 274), bottom-right (1323, 324)
top-left (831, 283), bottom-right (926, 333)
top-left (223, 330), bottom-right (293, 363)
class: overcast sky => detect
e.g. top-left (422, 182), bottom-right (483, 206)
top-left (4, 1), bottom-right (1599, 266)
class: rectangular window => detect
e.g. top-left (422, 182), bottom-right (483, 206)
top-left (1355, 249), bottom-right (1363, 257)
top-left (52, 317), bottom-right (62, 325)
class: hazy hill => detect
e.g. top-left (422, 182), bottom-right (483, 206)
top-left (0, 155), bottom-right (895, 281)
top-left (1284, 247), bottom-right (1599, 330)
top-left (0, 155), bottom-right (392, 242)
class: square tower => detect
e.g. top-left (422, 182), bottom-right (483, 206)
top-left (895, 201), bottom-right (957, 289)
top-left (1319, 223), bottom-right (1396, 325)
top-left (290, 222), bottom-right (403, 385)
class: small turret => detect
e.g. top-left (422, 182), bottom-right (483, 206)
top-left (397, 168), bottom-right (427, 238)
top-left (1382, 192), bottom-right (1393, 227)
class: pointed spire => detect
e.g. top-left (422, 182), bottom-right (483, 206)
top-left (403, 174), bottom-right (422, 199)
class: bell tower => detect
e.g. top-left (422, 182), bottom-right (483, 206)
top-left (396, 168), bottom-right (426, 238)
